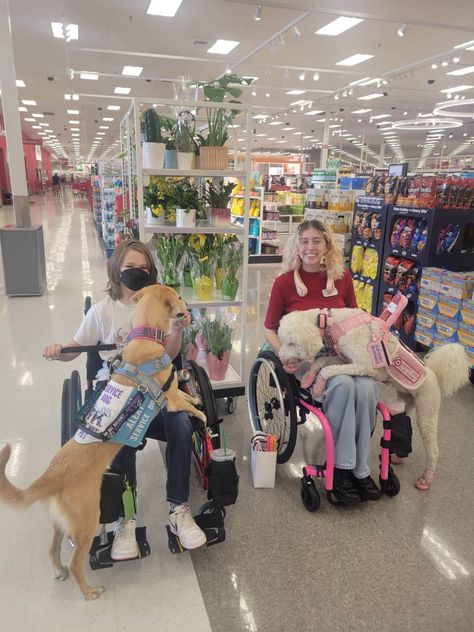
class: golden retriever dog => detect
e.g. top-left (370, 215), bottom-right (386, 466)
top-left (278, 307), bottom-right (471, 491)
top-left (0, 284), bottom-right (204, 600)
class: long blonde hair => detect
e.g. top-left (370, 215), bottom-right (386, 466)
top-left (283, 220), bottom-right (344, 277)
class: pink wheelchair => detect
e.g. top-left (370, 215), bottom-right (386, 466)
top-left (248, 349), bottom-right (404, 511)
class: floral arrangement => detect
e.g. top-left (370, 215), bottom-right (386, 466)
top-left (153, 234), bottom-right (186, 288)
top-left (200, 316), bottom-right (233, 361)
top-left (221, 239), bottom-right (244, 300)
top-left (188, 234), bottom-right (215, 299)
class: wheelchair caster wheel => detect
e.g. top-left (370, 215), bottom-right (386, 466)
top-left (226, 397), bottom-right (237, 415)
top-left (198, 500), bottom-right (226, 520)
top-left (380, 467), bottom-right (400, 497)
top-left (300, 477), bottom-right (320, 512)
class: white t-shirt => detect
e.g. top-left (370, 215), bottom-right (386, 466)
top-left (74, 296), bottom-right (136, 360)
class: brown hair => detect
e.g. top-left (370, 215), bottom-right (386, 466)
top-left (106, 239), bottom-right (158, 300)
top-left (282, 219), bottom-right (345, 280)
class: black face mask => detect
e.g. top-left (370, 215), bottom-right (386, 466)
top-left (119, 268), bottom-right (149, 291)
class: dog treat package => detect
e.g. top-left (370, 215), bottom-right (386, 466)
top-left (436, 224), bottom-right (460, 253)
top-left (351, 245), bottom-right (365, 273)
top-left (361, 283), bottom-right (374, 313)
top-left (390, 218), bottom-right (407, 247)
top-left (362, 248), bottom-right (379, 279)
top-left (398, 218), bottom-right (417, 250)
top-left (353, 279), bottom-right (366, 306)
top-left (383, 255), bottom-right (401, 286)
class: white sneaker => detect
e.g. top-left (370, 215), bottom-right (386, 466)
top-left (110, 517), bottom-right (139, 561)
top-left (169, 505), bottom-right (206, 550)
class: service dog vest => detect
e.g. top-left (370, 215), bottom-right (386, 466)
top-left (74, 353), bottom-right (173, 447)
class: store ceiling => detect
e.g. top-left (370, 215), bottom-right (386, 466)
top-left (4, 0), bottom-right (474, 167)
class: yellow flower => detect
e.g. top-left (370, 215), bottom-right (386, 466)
top-left (190, 234), bottom-right (206, 252)
top-left (199, 256), bottom-right (209, 263)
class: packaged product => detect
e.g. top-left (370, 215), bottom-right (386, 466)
top-left (351, 245), bottom-right (365, 273)
top-left (398, 218), bottom-right (417, 250)
top-left (416, 309), bottom-right (437, 331)
top-left (436, 224), bottom-right (460, 253)
top-left (407, 177), bottom-right (421, 207)
top-left (460, 299), bottom-right (474, 326)
top-left (353, 279), bottom-right (365, 307)
top-left (410, 219), bottom-right (425, 250)
top-left (384, 176), bottom-right (397, 205)
top-left (390, 217), bottom-right (407, 247)
top-left (439, 271), bottom-right (474, 300)
top-left (361, 283), bottom-right (374, 313)
top-left (419, 267), bottom-right (444, 294)
top-left (418, 177), bottom-right (437, 208)
top-left (418, 291), bottom-right (439, 313)
top-left (402, 305), bottom-right (415, 334)
top-left (457, 320), bottom-right (474, 348)
top-left (414, 328), bottom-right (436, 348)
top-left (365, 177), bottom-right (374, 195)
top-left (353, 209), bottom-right (364, 233)
top-left (436, 314), bottom-right (459, 339)
top-left (394, 258), bottom-right (417, 292)
top-left (362, 248), bottom-right (379, 280)
top-left (383, 255), bottom-right (401, 286)
top-left (357, 212), bottom-right (372, 238)
top-left (382, 292), bottom-right (402, 329)
top-left (371, 213), bottom-right (383, 240)
top-left (437, 299), bottom-right (461, 320)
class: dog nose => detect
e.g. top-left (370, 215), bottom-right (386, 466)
top-left (176, 312), bottom-right (184, 318)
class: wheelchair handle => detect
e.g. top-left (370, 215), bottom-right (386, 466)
top-left (60, 344), bottom-right (117, 354)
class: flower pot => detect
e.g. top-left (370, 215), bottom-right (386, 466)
top-left (177, 152), bottom-right (194, 170)
top-left (211, 207), bottom-right (231, 227)
top-left (176, 208), bottom-right (196, 228)
top-left (195, 155), bottom-right (201, 169)
top-left (215, 267), bottom-right (224, 290)
top-left (221, 277), bottom-right (239, 301)
top-left (183, 269), bottom-right (193, 287)
top-left (146, 206), bottom-right (164, 225)
top-left (164, 149), bottom-right (178, 169)
top-left (207, 350), bottom-right (231, 381)
top-left (194, 275), bottom-right (213, 301)
top-left (165, 207), bottom-right (176, 225)
top-left (142, 142), bottom-right (165, 169)
top-left (184, 343), bottom-right (198, 362)
top-left (199, 146), bottom-right (229, 170)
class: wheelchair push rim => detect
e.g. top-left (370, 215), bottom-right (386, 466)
top-left (248, 351), bottom-right (297, 464)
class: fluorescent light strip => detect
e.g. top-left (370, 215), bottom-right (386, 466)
top-left (371, 114), bottom-right (392, 120)
top-left (336, 54), bottom-right (374, 67)
top-left (315, 16), bottom-right (363, 36)
top-left (286, 90), bottom-right (306, 95)
top-left (447, 65), bottom-right (474, 76)
top-left (114, 87), bottom-right (131, 94)
top-left (22, 99), bottom-right (37, 106)
top-left (358, 93), bottom-right (384, 100)
top-left (107, 105), bottom-right (121, 111)
top-left (440, 84), bottom-right (474, 93)
top-left (351, 108), bottom-right (372, 114)
top-left (80, 72), bottom-right (99, 80)
top-left (122, 66), bottom-right (143, 76)
top-left (24, 117), bottom-right (35, 122)
top-left (305, 110), bottom-right (325, 116)
top-left (207, 39), bottom-right (239, 55)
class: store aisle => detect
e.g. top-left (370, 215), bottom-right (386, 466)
top-left (0, 192), bottom-right (211, 632)
top-left (1, 193), bottom-right (473, 632)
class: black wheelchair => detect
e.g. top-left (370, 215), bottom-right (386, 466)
top-left (248, 348), bottom-right (405, 511)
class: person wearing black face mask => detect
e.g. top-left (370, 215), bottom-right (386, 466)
top-left (43, 240), bottom-right (207, 557)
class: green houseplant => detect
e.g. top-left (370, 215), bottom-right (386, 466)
top-left (203, 179), bottom-right (234, 226)
top-left (221, 239), bottom-right (244, 300)
top-left (172, 179), bottom-right (202, 227)
top-left (196, 74), bottom-right (253, 169)
top-left (141, 109), bottom-right (166, 169)
top-left (154, 234), bottom-right (186, 288)
top-left (201, 316), bottom-right (233, 380)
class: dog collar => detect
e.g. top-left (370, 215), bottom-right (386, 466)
top-left (127, 326), bottom-right (166, 343)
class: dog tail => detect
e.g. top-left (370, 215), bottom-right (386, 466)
top-left (0, 444), bottom-right (56, 509)
top-left (425, 343), bottom-right (471, 397)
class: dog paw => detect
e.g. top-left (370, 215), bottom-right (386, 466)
top-left (84, 586), bottom-right (105, 600)
top-left (414, 470), bottom-right (433, 491)
top-left (54, 566), bottom-right (69, 581)
top-left (196, 411), bottom-right (207, 423)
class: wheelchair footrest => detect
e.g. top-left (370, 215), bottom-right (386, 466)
top-left (89, 526), bottom-right (151, 570)
top-left (166, 511), bottom-right (226, 554)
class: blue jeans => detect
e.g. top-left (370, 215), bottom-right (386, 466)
top-left (319, 375), bottom-right (379, 478)
top-left (111, 408), bottom-right (193, 505)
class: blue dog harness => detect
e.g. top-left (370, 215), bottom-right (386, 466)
top-left (74, 352), bottom-right (174, 448)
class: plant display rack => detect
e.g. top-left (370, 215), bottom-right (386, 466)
top-left (376, 204), bottom-right (474, 349)
top-left (121, 97), bottom-right (253, 398)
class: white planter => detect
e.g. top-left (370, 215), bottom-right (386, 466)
top-left (142, 142), bottom-right (165, 170)
top-left (176, 208), bottom-right (196, 228)
top-left (177, 152), bottom-right (194, 170)
top-left (146, 206), bottom-right (164, 225)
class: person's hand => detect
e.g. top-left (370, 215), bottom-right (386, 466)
top-left (43, 343), bottom-right (63, 360)
top-left (282, 359), bottom-right (300, 374)
top-left (173, 311), bottom-right (191, 330)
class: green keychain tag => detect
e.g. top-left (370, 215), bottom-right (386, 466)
top-left (122, 480), bottom-right (136, 521)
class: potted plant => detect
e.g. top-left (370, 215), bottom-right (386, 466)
top-left (143, 177), bottom-right (165, 224)
top-left (154, 234), bottom-right (186, 288)
top-left (164, 135), bottom-right (178, 169)
top-left (141, 109), bottom-right (165, 169)
top-left (172, 178), bottom-right (201, 227)
top-left (202, 179), bottom-right (234, 226)
top-left (181, 321), bottom-right (201, 362)
top-left (221, 239), bottom-right (243, 300)
top-left (196, 74), bottom-right (253, 170)
top-left (201, 316), bottom-right (233, 381)
top-left (189, 234), bottom-right (215, 300)
top-left (175, 110), bottom-right (196, 170)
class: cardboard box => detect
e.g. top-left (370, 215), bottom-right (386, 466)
top-left (416, 309), bottom-right (437, 332)
top-left (439, 271), bottom-right (474, 301)
top-left (457, 321), bottom-right (474, 348)
top-left (460, 299), bottom-right (474, 326)
top-left (437, 298), bottom-right (461, 320)
top-left (420, 267), bottom-right (444, 294)
top-left (414, 328), bottom-right (436, 348)
top-left (418, 291), bottom-right (439, 313)
top-left (436, 314), bottom-right (459, 339)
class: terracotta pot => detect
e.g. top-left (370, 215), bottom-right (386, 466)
top-left (207, 350), bottom-right (231, 381)
top-left (199, 146), bottom-right (229, 170)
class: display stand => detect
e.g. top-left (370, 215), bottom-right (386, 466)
top-left (121, 97), bottom-right (252, 399)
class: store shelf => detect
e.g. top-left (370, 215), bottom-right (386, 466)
top-left (179, 284), bottom-right (242, 308)
top-left (209, 363), bottom-right (244, 391)
top-left (143, 224), bottom-right (244, 235)
top-left (142, 169), bottom-right (247, 178)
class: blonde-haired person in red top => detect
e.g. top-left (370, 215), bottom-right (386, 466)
top-left (264, 220), bottom-right (380, 505)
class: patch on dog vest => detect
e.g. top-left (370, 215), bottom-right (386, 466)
top-left (74, 379), bottom-right (160, 447)
top-left (386, 341), bottom-right (427, 390)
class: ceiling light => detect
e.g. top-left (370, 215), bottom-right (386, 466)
top-left (299, 71), bottom-right (306, 81)
top-left (315, 16), bottom-right (363, 36)
top-left (102, 117), bottom-right (114, 122)
top-left (225, 66), bottom-right (232, 75)
top-left (286, 89), bottom-right (306, 95)
top-left (80, 72), bottom-right (99, 80)
top-left (440, 85), bottom-right (473, 93)
top-left (371, 114), bottom-right (392, 120)
top-left (39, 122), bottom-right (49, 126)
top-left (32, 113), bottom-right (44, 118)
top-left (358, 93), bottom-right (384, 100)
top-left (441, 60), bottom-right (449, 67)
top-left (447, 65), bottom-right (474, 76)
top-left (452, 56), bottom-right (461, 64)
top-left (19, 107), bottom-right (28, 112)
top-left (99, 126), bottom-right (110, 129)
top-left (351, 108), bottom-right (372, 114)
top-left (292, 26), bottom-right (301, 38)
top-left (251, 89), bottom-right (257, 96)
top-left (31, 125), bottom-right (41, 129)
top-left (69, 120), bottom-right (80, 124)
top-left (107, 105), bottom-right (121, 111)
top-left (51, 22), bottom-right (79, 40)
top-left (97, 132), bottom-right (106, 136)
top-left (22, 99), bottom-right (37, 106)
top-left (114, 87), bottom-right (131, 94)
top-left (120, 66), bottom-right (144, 78)
top-left (146, 0), bottom-right (183, 17)
top-left (431, 63), bottom-right (438, 70)
top-left (454, 39), bottom-right (474, 49)
top-left (207, 39), bottom-right (240, 55)
top-left (313, 72), bottom-right (319, 81)
top-left (254, 4), bottom-right (262, 21)
top-left (265, 92), bottom-right (270, 97)
top-left (64, 94), bottom-right (79, 100)
top-left (24, 117), bottom-right (35, 122)
top-left (336, 54), bottom-right (374, 67)
top-left (397, 25), bottom-right (407, 37)
top-left (253, 114), bottom-right (268, 120)
top-left (67, 109), bottom-right (79, 114)
top-left (305, 110), bottom-right (325, 116)
top-left (15, 79), bottom-right (26, 88)
top-left (269, 121), bottom-right (283, 125)
top-left (334, 94), bottom-right (339, 100)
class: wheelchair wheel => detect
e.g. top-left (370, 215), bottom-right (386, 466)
top-left (186, 361), bottom-right (220, 450)
top-left (226, 397), bottom-right (237, 415)
top-left (300, 478), bottom-right (320, 513)
top-left (248, 350), bottom-right (297, 464)
top-left (60, 370), bottom-right (82, 446)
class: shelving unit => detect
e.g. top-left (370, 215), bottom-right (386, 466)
top-left (120, 97), bottom-right (252, 399)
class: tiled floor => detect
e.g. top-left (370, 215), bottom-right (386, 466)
top-left (1, 191), bottom-right (473, 631)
